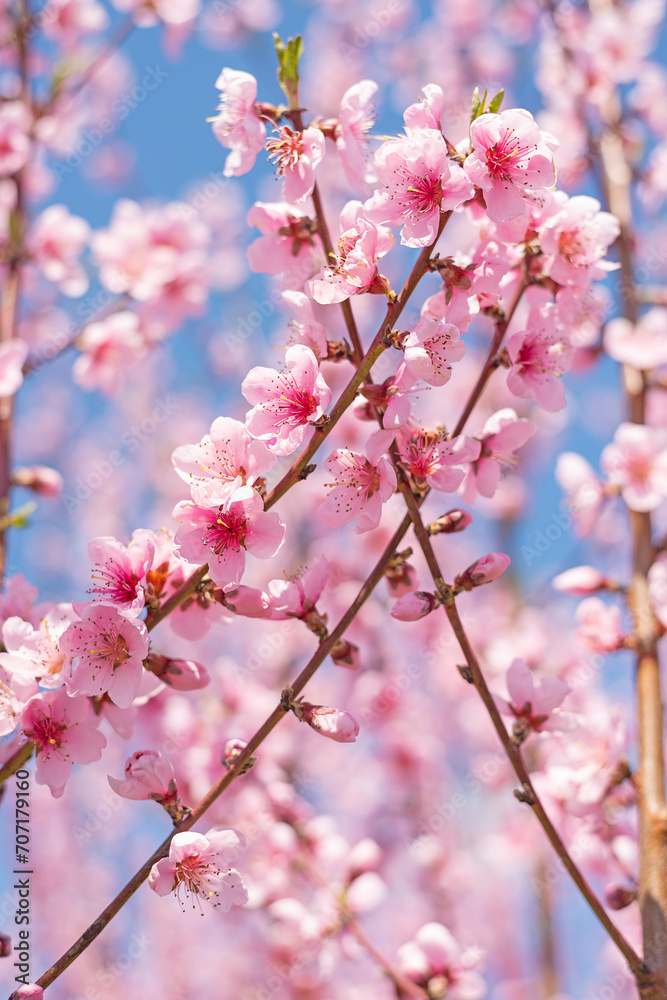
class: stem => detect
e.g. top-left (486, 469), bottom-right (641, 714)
top-left (145, 564), bottom-right (209, 632)
top-left (0, 740), bottom-right (34, 786)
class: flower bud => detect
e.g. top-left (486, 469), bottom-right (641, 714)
top-left (11, 985), bottom-right (44, 999)
top-left (108, 749), bottom-right (176, 801)
top-left (552, 566), bottom-right (610, 595)
top-left (330, 638), bottom-right (360, 670)
top-left (604, 883), bottom-right (637, 910)
top-left (428, 509), bottom-right (472, 534)
top-left (296, 702), bottom-right (360, 743)
top-left (144, 653), bottom-right (210, 690)
top-left (221, 738), bottom-right (256, 773)
top-left (11, 465), bottom-right (63, 497)
top-left (454, 552), bottom-right (510, 591)
top-left (391, 591), bottom-right (438, 621)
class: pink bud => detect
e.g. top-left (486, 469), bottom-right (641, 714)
top-left (552, 566), bottom-right (610, 595)
top-left (391, 591), bottom-right (438, 621)
top-left (604, 883), bottom-right (637, 910)
top-left (455, 552), bottom-right (511, 591)
top-left (330, 638), bottom-right (360, 670)
top-left (11, 465), bottom-right (63, 497)
top-left (11, 987), bottom-right (44, 1000)
top-left (108, 749), bottom-right (176, 801)
top-left (144, 654), bottom-right (210, 690)
top-left (222, 738), bottom-right (247, 767)
top-left (297, 702), bottom-right (360, 743)
top-left (428, 509), bottom-right (473, 534)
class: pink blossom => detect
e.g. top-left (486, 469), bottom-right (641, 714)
top-left (282, 290), bottom-right (327, 359)
top-left (0, 102), bottom-right (31, 177)
top-left (507, 305), bottom-right (573, 411)
top-left (296, 702), bottom-right (360, 743)
top-left (88, 533), bottom-right (155, 613)
top-left (108, 749), bottom-right (176, 800)
top-left (493, 659), bottom-right (574, 740)
top-left (172, 485), bottom-right (285, 588)
top-left (605, 308), bottom-right (667, 369)
top-left (0, 604), bottom-right (76, 689)
top-left (391, 591), bottom-right (438, 621)
top-left (319, 431), bottom-right (397, 533)
top-left (73, 311), bottom-right (147, 395)
top-left (402, 316), bottom-right (466, 386)
top-left (552, 566), bottom-right (611, 595)
top-left (459, 408), bottom-right (536, 503)
top-left (11, 465), bottom-right (63, 497)
top-left (307, 200), bottom-right (394, 304)
top-left (454, 552), bottom-right (511, 590)
top-left (397, 428), bottom-right (480, 493)
top-left (21, 688), bottom-right (106, 797)
top-left (396, 923), bottom-right (485, 1000)
top-left (357, 362), bottom-right (417, 428)
top-left (538, 193), bottom-right (620, 287)
top-left (61, 603), bottom-right (150, 709)
top-left (648, 555), bottom-right (667, 628)
top-left (422, 240), bottom-right (511, 333)
top-left (464, 109), bottom-right (557, 224)
top-left (0, 339), bottom-right (29, 398)
top-left (335, 80), bottom-right (378, 189)
top-left (242, 344), bottom-right (331, 456)
top-left (365, 130), bottom-right (475, 247)
top-left (172, 415), bottom-right (276, 505)
top-left (11, 985), bottom-right (44, 1000)
top-left (210, 69), bottom-right (267, 177)
top-left (266, 126), bottom-right (325, 204)
top-left (575, 597), bottom-right (624, 652)
top-left (601, 422), bottom-right (667, 512)
top-left (28, 205), bottom-right (91, 297)
top-left (246, 202), bottom-right (323, 284)
top-left (403, 83), bottom-right (445, 133)
top-left (40, 0), bottom-right (109, 47)
top-left (149, 828), bottom-right (249, 911)
top-left (266, 557), bottom-right (329, 622)
top-left (555, 452), bottom-right (605, 536)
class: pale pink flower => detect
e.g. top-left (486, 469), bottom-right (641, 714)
top-left (403, 316), bottom-right (466, 386)
top-left (397, 428), bottom-right (480, 493)
top-left (144, 653), bottom-right (210, 690)
top-left (307, 200), bottom-right (393, 304)
top-left (149, 828), bottom-right (249, 911)
top-left (552, 566), bottom-right (610, 595)
top-left (108, 749), bottom-right (176, 801)
top-left (459, 408), bottom-right (536, 504)
top-left (555, 452), bottom-right (605, 536)
top-left (0, 668), bottom-right (29, 736)
top-left (0, 102), bottom-right (31, 177)
top-left (61, 603), bottom-right (150, 709)
top-left (507, 305), bottom-right (573, 411)
top-left (493, 659), bottom-right (574, 739)
top-left (246, 202), bottom-right (324, 283)
top-left (600, 422), bottom-right (667, 512)
top-left (40, 0), bottom-right (109, 47)
top-left (391, 591), bottom-right (438, 621)
top-left (266, 126), bottom-right (325, 204)
top-left (282, 290), bottom-right (327, 359)
top-left (73, 311), bottom-right (147, 395)
top-left (538, 193), bottom-right (620, 287)
top-left (421, 239), bottom-right (511, 333)
top-left (454, 552), bottom-right (511, 590)
top-left (403, 83), bottom-right (444, 133)
top-left (335, 80), bottom-right (378, 190)
top-left (575, 597), bottom-right (625, 652)
top-left (172, 415), bottom-right (276, 505)
top-left (172, 485), bottom-right (285, 588)
top-left (296, 702), bottom-right (360, 743)
top-left (357, 362), bottom-right (417, 428)
top-left (242, 344), bottom-right (331, 456)
top-left (211, 69), bottom-right (267, 177)
top-left (396, 923), bottom-right (485, 1000)
top-left (319, 431), bottom-right (397, 533)
top-left (0, 604), bottom-right (76, 689)
top-left (0, 339), bottom-right (29, 398)
top-left (464, 109), bottom-right (557, 224)
top-left (88, 534), bottom-right (156, 613)
top-left (27, 205), bottom-right (91, 297)
top-left (266, 557), bottom-right (329, 622)
top-left (11, 465), bottom-right (63, 497)
top-left (365, 130), bottom-right (474, 247)
top-left (21, 688), bottom-right (106, 797)
top-left (605, 309), bottom-right (667, 369)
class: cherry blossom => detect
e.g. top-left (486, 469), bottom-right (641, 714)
top-left (27, 205), bottom-right (91, 297)
top-left (600, 422), bottom-right (667, 512)
top-left (72, 311), bottom-right (147, 395)
top-left (149, 828), bottom-right (249, 911)
top-left (493, 658), bottom-right (574, 741)
top-left (507, 304), bottom-right (573, 411)
top-left (397, 428), bottom-right (480, 493)
top-left (242, 344), bottom-right (331, 456)
top-left (307, 200), bottom-right (394, 304)
top-left (463, 109), bottom-right (557, 223)
top-left (0, 102), bottom-right (31, 177)
top-left (396, 922), bottom-right (485, 1000)
top-left (266, 126), bottom-right (325, 204)
top-left (552, 566), bottom-right (611, 595)
top-left (538, 192), bottom-right (620, 287)
top-left (575, 597), bottom-right (625, 652)
top-left (319, 431), bottom-right (397, 533)
top-left (0, 339), bottom-right (29, 398)
top-left (403, 83), bottom-right (445, 132)
top-left (459, 408), bottom-right (536, 503)
top-left (335, 80), bottom-right (378, 190)
top-left (88, 533), bottom-right (155, 613)
top-left (0, 604), bottom-right (76, 689)
top-left (246, 202), bottom-right (323, 283)
top-left (172, 485), bottom-right (285, 588)
top-left (555, 452), bottom-right (605, 535)
top-left (282, 289), bottom-right (328, 359)
top-left (266, 557), bottom-right (330, 623)
top-left (108, 749), bottom-right (177, 800)
top-left (605, 308), bottom-right (667, 369)
top-left (402, 315), bottom-right (466, 386)
top-left (210, 69), bottom-right (267, 177)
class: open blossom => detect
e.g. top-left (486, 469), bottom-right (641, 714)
top-left (335, 80), bottom-right (378, 190)
top-left (72, 311), bottom-right (147, 395)
top-left (555, 452), bottom-right (605, 535)
top-left (266, 126), bottom-right (325, 204)
top-left (365, 130), bottom-right (474, 247)
top-left (464, 109), bottom-right (557, 224)
top-left (507, 305), bottom-right (573, 411)
top-left (295, 702), bottom-right (360, 742)
top-left (459, 408), bottom-right (536, 504)
top-left (149, 829), bottom-right (249, 911)
top-left (403, 83), bottom-right (444, 132)
top-left (601, 422), bottom-right (667, 512)
top-left (319, 431), bottom-right (397, 533)
top-left (211, 69), bottom-right (266, 177)
top-left (0, 604), bottom-right (76, 689)
top-left (21, 689), bottom-right (106, 797)
top-left (538, 193), bottom-right (620, 287)
top-left (307, 200), bottom-right (393, 304)
top-left (173, 485), bottom-right (285, 588)
top-left (396, 923), bottom-right (485, 1000)
top-left (88, 533), bottom-right (156, 613)
top-left (397, 428), bottom-right (480, 493)
top-left (402, 316), bottom-right (466, 386)
top-left (575, 597), bottom-right (625, 652)
top-left (246, 202), bottom-right (323, 285)
top-left (0, 339), bottom-right (29, 398)
top-left (242, 344), bottom-right (331, 456)
top-left (172, 416), bottom-right (276, 505)
top-left (493, 659), bottom-right (574, 741)
top-left (61, 603), bottom-right (150, 709)
top-left (27, 205), bottom-right (91, 297)
top-left (0, 102), bottom-right (31, 176)
top-left (108, 749), bottom-right (176, 801)
top-left (605, 308), bottom-right (667, 369)
top-left (282, 290), bottom-right (327, 359)
top-left (266, 557), bottom-right (329, 622)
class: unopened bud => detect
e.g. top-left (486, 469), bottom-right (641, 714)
top-left (11, 465), bottom-right (63, 497)
top-left (552, 566), bottom-right (611, 595)
top-left (330, 638), bottom-right (360, 670)
top-left (604, 883), bottom-right (637, 910)
top-left (221, 738), bottom-right (256, 773)
top-left (428, 509), bottom-right (472, 534)
top-left (295, 702), bottom-right (360, 743)
top-left (144, 653), bottom-right (210, 690)
top-left (454, 552), bottom-right (510, 591)
top-left (391, 591), bottom-right (438, 621)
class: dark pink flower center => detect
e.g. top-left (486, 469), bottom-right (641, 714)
top-left (90, 562), bottom-right (140, 605)
top-left (91, 629), bottom-right (130, 670)
top-left (266, 127), bottom-right (303, 175)
top-left (485, 137), bottom-right (520, 181)
top-left (24, 714), bottom-right (67, 756)
top-left (273, 378), bottom-right (319, 425)
top-left (405, 173), bottom-right (443, 214)
top-left (207, 509), bottom-right (247, 556)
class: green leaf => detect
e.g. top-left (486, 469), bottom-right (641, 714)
top-left (470, 87), bottom-right (487, 124)
top-left (487, 88), bottom-right (504, 115)
top-left (273, 33), bottom-right (304, 104)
